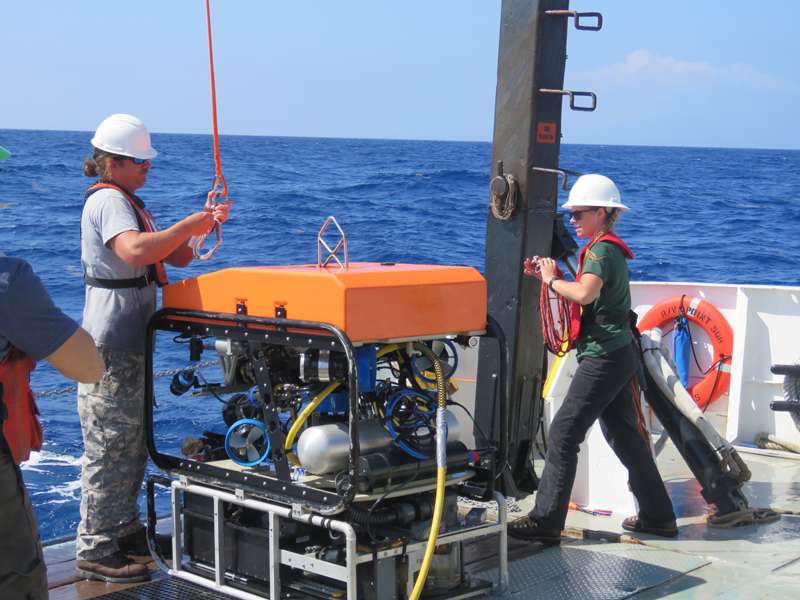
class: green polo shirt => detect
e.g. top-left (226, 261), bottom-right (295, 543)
top-left (576, 241), bottom-right (633, 359)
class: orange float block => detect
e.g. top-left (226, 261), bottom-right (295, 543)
top-left (162, 263), bottom-right (487, 343)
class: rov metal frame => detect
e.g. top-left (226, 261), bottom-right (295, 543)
top-left (145, 307), bottom-right (362, 514)
top-left (144, 306), bottom-right (510, 599)
top-left (146, 476), bottom-right (508, 600)
top-left (145, 307), bottom-right (509, 513)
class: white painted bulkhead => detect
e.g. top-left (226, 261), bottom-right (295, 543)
top-left (451, 282), bottom-right (800, 513)
top-left (631, 282), bottom-right (800, 448)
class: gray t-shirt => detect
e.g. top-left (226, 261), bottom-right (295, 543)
top-left (81, 187), bottom-right (158, 354)
top-left (0, 254), bottom-right (79, 362)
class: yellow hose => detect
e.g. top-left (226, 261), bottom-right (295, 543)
top-left (284, 382), bottom-right (340, 466)
top-left (376, 343), bottom-right (399, 358)
top-left (409, 342), bottom-right (447, 600)
top-left (409, 467), bottom-right (445, 599)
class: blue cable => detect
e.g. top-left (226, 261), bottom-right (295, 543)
top-left (385, 389), bottom-right (440, 459)
top-left (248, 385), bottom-right (260, 407)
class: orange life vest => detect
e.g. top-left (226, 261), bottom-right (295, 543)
top-left (568, 231), bottom-right (635, 345)
top-left (0, 347), bottom-right (42, 464)
top-left (83, 181), bottom-right (169, 288)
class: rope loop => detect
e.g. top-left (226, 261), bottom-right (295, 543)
top-left (707, 507), bottom-right (786, 529)
top-left (489, 174), bottom-right (517, 220)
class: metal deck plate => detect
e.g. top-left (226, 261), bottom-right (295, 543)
top-left (480, 541), bottom-right (709, 600)
top-left (93, 577), bottom-right (235, 599)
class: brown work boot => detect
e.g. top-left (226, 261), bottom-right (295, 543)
top-left (75, 551), bottom-right (151, 583)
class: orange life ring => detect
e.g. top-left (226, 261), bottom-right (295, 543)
top-left (638, 296), bottom-right (733, 409)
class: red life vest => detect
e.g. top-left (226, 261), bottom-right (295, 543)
top-left (0, 347), bottom-right (43, 464)
top-left (83, 182), bottom-right (169, 287)
top-left (568, 231), bottom-right (635, 345)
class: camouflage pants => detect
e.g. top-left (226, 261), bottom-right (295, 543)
top-left (76, 346), bottom-right (148, 561)
top-left (0, 438), bottom-right (48, 600)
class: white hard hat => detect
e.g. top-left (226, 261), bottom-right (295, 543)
top-left (91, 114), bottom-right (157, 160)
top-left (563, 174), bottom-right (629, 211)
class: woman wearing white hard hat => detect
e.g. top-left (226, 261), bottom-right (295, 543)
top-left (510, 174), bottom-right (677, 544)
top-left (75, 114), bottom-right (231, 583)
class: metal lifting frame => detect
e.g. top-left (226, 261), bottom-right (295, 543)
top-left (147, 477), bottom-right (509, 600)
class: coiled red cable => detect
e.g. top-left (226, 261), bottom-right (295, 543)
top-left (539, 265), bottom-right (574, 357)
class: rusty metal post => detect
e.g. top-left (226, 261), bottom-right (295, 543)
top-left (476, 0), bottom-right (570, 495)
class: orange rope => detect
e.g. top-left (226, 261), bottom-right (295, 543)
top-left (206, 0), bottom-right (227, 197)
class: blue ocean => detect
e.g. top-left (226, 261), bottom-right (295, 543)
top-left (1, 128), bottom-right (799, 542)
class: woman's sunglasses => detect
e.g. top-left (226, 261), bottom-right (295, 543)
top-left (569, 209), bottom-right (597, 221)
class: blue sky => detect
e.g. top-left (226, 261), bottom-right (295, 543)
top-left (2, 1), bottom-right (798, 149)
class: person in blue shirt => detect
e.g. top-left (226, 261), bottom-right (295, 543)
top-left (1, 245), bottom-right (104, 600)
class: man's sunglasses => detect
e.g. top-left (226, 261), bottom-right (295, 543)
top-left (119, 156), bottom-right (147, 165)
top-left (569, 208), bottom-right (597, 221)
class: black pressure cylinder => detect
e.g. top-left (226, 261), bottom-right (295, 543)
top-left (356, 441), bottom-right (470, 493)
top-left (643, 369), bottom-right (748, 514)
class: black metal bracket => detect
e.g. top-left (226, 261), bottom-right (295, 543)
top-left (770, 401), bottom-right (800, 414)
top-left (545, 10), bottom-right (602, 31)
top-left (531, 166), bottom-right (583, 191)
top-left (769, 364), bottom-right (800, 413)
top-left (771, 364), bottom-right (800, 378)
top-left (247, 340), bottom-right (291, 480)
top-left (551, 213), bottom-right (579, 263)
top-left (539, 89), bottom-right (597, 112)
top-left (145, 475), bottom-right (173, 573)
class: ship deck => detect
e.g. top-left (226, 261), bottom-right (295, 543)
top-left (44, 441), bottom-right (800, 599)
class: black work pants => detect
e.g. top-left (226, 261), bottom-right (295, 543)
top-left (531, 340), bottom-right (675, 530)
top-left (0, 432), bottom-right (48, 600)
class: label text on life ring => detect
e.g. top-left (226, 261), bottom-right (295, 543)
top-left (658, 305), bottom-right (726, 343)
top-left (658, 304), bottom-right (711, 325)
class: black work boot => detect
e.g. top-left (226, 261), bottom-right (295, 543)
top-left (622, 515), bottom-right (679, 538)
top-left (507, 515), bottom-right (563, 545)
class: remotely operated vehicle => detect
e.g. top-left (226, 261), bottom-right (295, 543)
top-left (144, 219), bottom-right (510, 600)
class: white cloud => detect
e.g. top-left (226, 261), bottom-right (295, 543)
top-left (571, 49), bottom-right (797, 94)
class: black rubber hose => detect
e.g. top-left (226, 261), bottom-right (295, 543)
top-left (346, 500), bottom-right (432, 527)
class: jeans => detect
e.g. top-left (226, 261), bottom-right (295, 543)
top-left (531, 340), bottom-right (675, 530)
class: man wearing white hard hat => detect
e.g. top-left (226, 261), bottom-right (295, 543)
top-left (74, 114), bottom-right (230, 583)
top-left (510, 174), bottom-right (677, 545)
